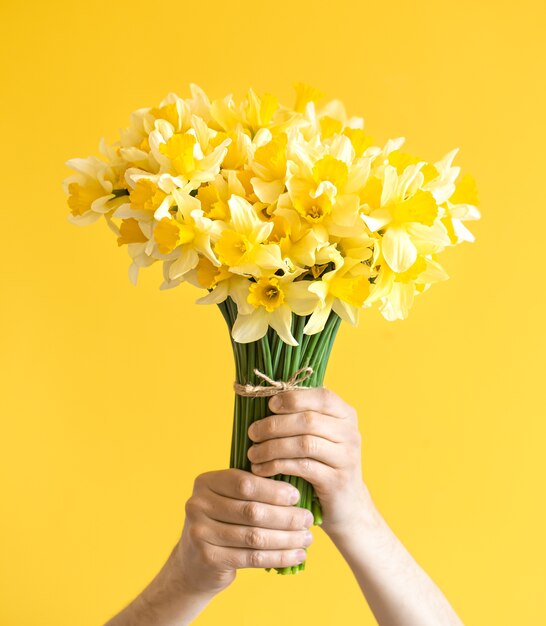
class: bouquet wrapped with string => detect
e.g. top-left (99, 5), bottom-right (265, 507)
top-left (63, 83), bottom-right (480, 574)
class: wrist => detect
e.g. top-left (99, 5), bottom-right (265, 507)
top-left (107, 544), bottom-right (219, 626)
top-left (167, 542), bottom-right (225, 599)
top-left (322, 483), bottom-right (384, 544)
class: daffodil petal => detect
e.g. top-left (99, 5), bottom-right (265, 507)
top-left (169, 247), bottom-right (199, 279)
top-left (382, 226), bottom-right (417, 273)
top-left (268, 305), bottom-right (298, 346)
top-left (232, 308), bottom-right (269, 343)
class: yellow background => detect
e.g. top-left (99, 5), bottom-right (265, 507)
top-left (1, 1), bottom-right (545, 624)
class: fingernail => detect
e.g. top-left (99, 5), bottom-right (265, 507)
top-left (296, 549), bottom-right (307, 563)
top-left (288, 488), bottom-right (300, 504)
top-left (303, 531), bottom-right (313, 546)
top-left (248, 423), bottom-right (256, 439)
top-left (269, 395), bottom-right (281, 411)
top-left (304, 511), bottom-right (314, 527)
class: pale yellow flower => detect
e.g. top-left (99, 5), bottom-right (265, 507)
top-left (361, 163), bottom-right (450, 273)
top-left (213, 195), bottom-right (284, 276)
top-left (231, 273), bottom-right (320, 345)
top-left (153, 189), bottom-right (224, 281)
top-left (305, 257), bottom-right (372, 333)
top-left (149, 116), bottom-right (231, 189)
top-left (63, 155), bottom-right (128, 225)
top-left (367, 255), bottom-right (449, 320)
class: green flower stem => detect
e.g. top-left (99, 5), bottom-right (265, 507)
top-left (220, 299), bottom-right (340, 575)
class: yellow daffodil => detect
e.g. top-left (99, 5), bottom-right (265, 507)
top-left (153, 189), bottom-right (224, 281)
top-left (305, 257), bottom-right (372, 333)
top-left (441, 172), bottom-right (481, 244)
top-left (249, 129), bottom-right (288, 203)
top-left (213, 195), bottom-right (284, 276)
top-left (367, 254), bottom-right (449, 320)
top-left (361, 163), bottom-right (451, 273)
top-left (63, 156), bottom-right (128, 225)
top-left (285, 132), bottom-right (371, 236)
top-left (150, 116), bottom-right (231, 188)
top-left (231, 273), bottom-right (320, 345)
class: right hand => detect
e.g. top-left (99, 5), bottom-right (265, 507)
top-left (173, 469), bottom-right (314, 595)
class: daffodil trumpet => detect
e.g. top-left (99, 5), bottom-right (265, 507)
top-left (218, 296), bottom-right (341, 575)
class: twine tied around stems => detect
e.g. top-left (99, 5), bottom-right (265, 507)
top-left (234, 366), bottom-right (314, 397)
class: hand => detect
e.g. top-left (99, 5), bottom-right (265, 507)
top-left (247, 387), bottom-right (375, 537)
top-left (174, 468), bottom-right (314, 595)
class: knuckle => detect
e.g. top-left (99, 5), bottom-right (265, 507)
top-left (193, 472), bottom-right (209, 492)
top-left (319, 387), bottom-right (332, 404)
top-left (288, 511), bottom-right (303, 530)
top-left (299, 458), bottom-right (312, 474)
top-left (194, 473), bottom-right (206, 486)
top-left (264, 416), bottom-right (278, 436)
top-left (201, 545), bottom-right (219, 565)
top-left (185, 497), bottom-right (200, 518)
top-left (237, 475), bottom-right (256, 499)
top-left (302, 410), bottom-right (316, 428)
top-left (242, 501), bottom-right (263, 524)
top-left (244, 528), bottom-right (266, 549)
top-left (300, 435), bottom-right (316, 455)
top-left (188, 524), bottom-right (205, 543)
top-left (249, 550), bottom-right (264, 567)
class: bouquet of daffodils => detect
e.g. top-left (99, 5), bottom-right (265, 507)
top-left (64, 83), bottom-right (480, 574)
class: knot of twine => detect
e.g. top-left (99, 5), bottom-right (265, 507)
top-left (234, 366), bottom-right (314, 398)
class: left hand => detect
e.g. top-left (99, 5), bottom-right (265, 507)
top-left (247, 387), bottom-right (373, 537)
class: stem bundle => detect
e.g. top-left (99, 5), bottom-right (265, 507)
top-left (218, 298), bottom-right (341, 575)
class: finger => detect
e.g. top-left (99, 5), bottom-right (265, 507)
top-left (248, 411), bottom-right (351, 443)
top-left (203, 518), bottom-right (314, 551)
top-left (201, 468), bottom-right (301, 506)
top-left (268, 387), bottom-right (356, 420)
top-left (251, 457), bottom-right (331, 486)
top-left (200, 490), bottom-right (314, 530)
top-left (207, 545), bottom-right (308, 569)
top-left (248, 435), bottom-right (344, 469)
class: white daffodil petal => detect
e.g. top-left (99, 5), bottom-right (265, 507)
top-left (196, 282), bottom-right (229, 304)
top-left (251, 177), bottom-right (285, 204)
top-left (406, 222), bottom-right (450, 253)
top-left (230, 278), bottom-right (255, 315)
top-left (381, 165), bottom-right (398, 206)
top-left (304, 300), bottom-right (332, 334)
top-left (417, 259), bottom-right (449, 283)
top-left (169, 247), bottom-right (199, 279)
top-left (284, 280), bottom-right (320, 315)
top-left (331, 194), bottom-right (360, 227)
top-left (382, 226), bottom-right (417, 273)
top-left (228, 195), bottom-right (261, 233)
top-left (452, 219), bottom-right (476, 243)
top-left (268, 305), bottom-right (298, 346)
top-left (333, 299), bottom-right (359, 326)
top-left (345, 158), bottom-right (371, 193)
top-left (361, 209), bottom-right (391, 232)
top-left (232, 308), bottom-right (269, 343)
top-left (329, 134), bottom-right (355, 165)
top-left (381, 282), bottom-right (414, 321)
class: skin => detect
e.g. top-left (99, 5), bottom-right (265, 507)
top-left (105, 387), bottom-right (464, 626)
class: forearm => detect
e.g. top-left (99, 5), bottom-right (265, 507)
top-left (104, 543), bottom-right (217, 626)
top-left (327, 495), bottom-right (464, 626)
